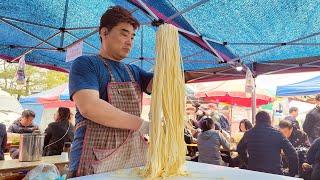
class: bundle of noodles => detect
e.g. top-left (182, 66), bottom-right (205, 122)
top-left (142, 24), bottom-right (186, 179)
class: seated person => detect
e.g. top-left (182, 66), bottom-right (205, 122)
top-left (43, 107), bottom-right (75, 156)
top-left (0, 123), bottom-right (6, 160)
top-left (8, 110), bottom-right (39, 134)
top-left (7, 110), bottom-right (39, 159)
top-left (239, 119), bottom-right (253, 132)
top-left (232, 119), bottom-right (253, 144)
top-left (302, 138), bottom-right (320, 180)
top-left (279, 120), bottom-right (310, 148)
top-left (279, 120), bottom-right (310, 176)
top-left (237, 111), bottom-right (298, 177)
top-left (197, 117), bottom-right (230, 166)
top-left (184, 126), bottom-right (198, 160)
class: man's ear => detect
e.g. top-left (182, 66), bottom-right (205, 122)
top-left (100, 27), bottom-right (109, 36)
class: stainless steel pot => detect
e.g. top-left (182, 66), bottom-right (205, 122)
top-left (18, 133), bottom-right (45, 162)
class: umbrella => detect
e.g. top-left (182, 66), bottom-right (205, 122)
top-left (193, 80), bottom-right (274, 107)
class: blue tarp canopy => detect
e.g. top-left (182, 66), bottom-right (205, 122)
top-left (276, 76), bottom-right (320, 96)
top-left (1, 0), bottom-right (320, 82)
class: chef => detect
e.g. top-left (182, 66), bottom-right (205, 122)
top-left (68, 6), bottom-right (152, 177)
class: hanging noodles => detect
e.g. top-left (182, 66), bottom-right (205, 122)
top-left (142, 24), bottom-right (187, 179)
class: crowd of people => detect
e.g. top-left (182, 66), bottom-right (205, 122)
top-left (0, 94), bottom-right (319, 179)
top-left (184, 94), bottom-right (320, 180)
top-left (0, 107), bottom-right (75, 160)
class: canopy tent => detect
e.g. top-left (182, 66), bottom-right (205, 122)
top-left (0, 89), bottom-right (23, 129)
top-left (1, 0), bottom-right (320, 83)
top-left (192, 80), bottom-right (274, 107)
top-left (19, 83), bottom-right (75, 130)
top-left (276, 75), bottom-right (320, 97)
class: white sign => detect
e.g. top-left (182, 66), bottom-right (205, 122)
top-left (16, 55), bottom-right (26, 84)
top-left (66, 40), bottom-right (83, 62)
top-left (245, 67), bottom-right (254, 97)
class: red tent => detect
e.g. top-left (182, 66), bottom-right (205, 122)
top-left (193, 80), bottom-right (274, 107)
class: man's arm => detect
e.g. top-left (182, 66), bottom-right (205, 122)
top-left (219, 132), bottom-right (230, 150)
top-left (281, 136), bottom-right (298, 177)
top-left (307, 138), bottom-right (320, 164)
top-left (73, 89), bottom-right (143, 131)
top-left (303, 113), bottom-right (314, 136)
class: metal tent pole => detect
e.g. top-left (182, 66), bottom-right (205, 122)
top-left (165, 0), bottom-right (209, 22)
top-left (251, 77), bottom-right (257, 124)
top-left (0, 16), bottom-right (59, 29)
top-left (0, 18), bottom-right (58, 48)
top-left (60, 0), bottom-right (69, 48)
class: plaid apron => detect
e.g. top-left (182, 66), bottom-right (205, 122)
top-left (76, 58), bottom-right (148, 176)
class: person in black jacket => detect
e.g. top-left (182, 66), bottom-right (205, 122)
top-left (284, 107), bottom-right (300, 130)
top-left (303, 94), bottom-right (320, 144)
top-left (7, 110), bottom-right (39, 159)
top-left (0, 123), bottom-right (7, 160)
top-left (43, 107), bottom-right (75, 156)
top-left (302, 138), bottom-right (320, 180)
top-left (237, 111), bottom-right (298, 177)
top-left (279, 120), bottom-right (310, 148)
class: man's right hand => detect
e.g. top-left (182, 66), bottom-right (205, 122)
top-left (302, 163), bottom-right (312, 171)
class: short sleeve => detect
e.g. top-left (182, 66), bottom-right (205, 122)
top-left (69, 56), bottom-right (99, 100)
top-left (130, 65), bottom-right (153, 94)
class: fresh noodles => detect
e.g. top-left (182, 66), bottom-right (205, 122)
top-left (142, 24), bottom-right (187, 179)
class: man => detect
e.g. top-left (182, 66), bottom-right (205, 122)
top-left (279, 120), bottom-right (310, 148)
top-left (68, 6), bottom-right (191, 177)
top-left (218, 106), bottom-right (231, 134)
top-left (279, 120), bottom-right (310, 177)
top-left (303, 94), bottom-right (320, 143)
top-left (285, 107), bottom-right (300, 130)
top-left (237, 111), bottom-right (298, 177)
top-left (305, 137), bottom-right (320, 180)
top-left (8, 110), bottom-right (38, 133)
top-left (7, 109), bottom-right (39, 159)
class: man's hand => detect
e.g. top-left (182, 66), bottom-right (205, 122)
top-left (302, 163), bottom-right (312, 172)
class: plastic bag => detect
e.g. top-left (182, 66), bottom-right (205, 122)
top-left (23, 163), bottom-right (65, 180)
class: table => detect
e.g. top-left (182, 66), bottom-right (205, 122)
top-left (70, 161), bottom-right (301, 180)
top-left (0, 155), bottom-right (69, 174)
top-left (186, 143), bottom-right (237, 152)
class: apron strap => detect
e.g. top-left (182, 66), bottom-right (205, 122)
top-left (123, 64), bottom-right (136, 82)
top-left (103, 61), bottom-right (116, 82)
top-left (98, 55), bottom-right (135, 82)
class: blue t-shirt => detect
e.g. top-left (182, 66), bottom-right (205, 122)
top-left (68, 55), bottom-right (153, 171)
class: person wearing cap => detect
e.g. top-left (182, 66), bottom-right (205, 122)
top-left (237, 111), bottom-right (298, 177)
top-left (68, 6), bottom-right (192, 177)
top-left (303, 94), bottom-right (320, 143)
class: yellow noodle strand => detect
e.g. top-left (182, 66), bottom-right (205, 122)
top-left (142, 24), bottom-right (186, 179)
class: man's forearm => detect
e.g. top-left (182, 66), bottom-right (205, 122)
top-left (80, 98), bottom-right (142, 130)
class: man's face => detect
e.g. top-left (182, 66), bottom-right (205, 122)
top-left (101, 23), bottom-right (135, 60)
top-left (20, 117), bottom-right (34, 126)
top-left (291, 110), bottom-right (298, 118)
top-left (280, 127), bottom-right (293, 138)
